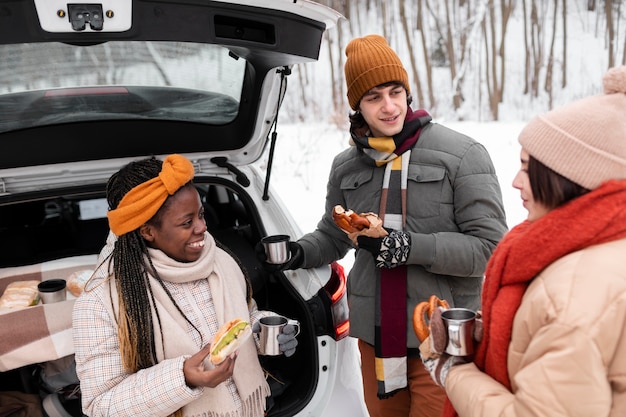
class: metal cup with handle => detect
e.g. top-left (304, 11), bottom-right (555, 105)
top-left (441, 308), bottom-right (476, 356)
top-left (258, 315), bottom-right (300, 355)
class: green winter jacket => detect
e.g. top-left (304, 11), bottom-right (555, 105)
top-left (297, 122), bottom-right (508, 348)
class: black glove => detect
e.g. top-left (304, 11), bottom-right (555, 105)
top-left (357, 229), bottom-right (411, 268)
top-left (255, 241), bottom-right (304, 272)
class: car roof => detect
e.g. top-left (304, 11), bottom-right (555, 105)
top-left (0, 0), bottom-right (342, 177)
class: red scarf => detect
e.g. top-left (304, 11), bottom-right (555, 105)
top-left (443, 179), bottom-right (626, 417)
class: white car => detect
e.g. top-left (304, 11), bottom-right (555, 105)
top-left (0, 0), bottom-right (368, 415)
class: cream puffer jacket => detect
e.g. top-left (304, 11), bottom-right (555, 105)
top-left (445, 237), bottom-right (626, 417)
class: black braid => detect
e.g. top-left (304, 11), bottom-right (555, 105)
top-left (107, 157), bottom-right (202, 371)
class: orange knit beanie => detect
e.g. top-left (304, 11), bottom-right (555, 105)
top-left (107, 154), bottom-right (195, 236)
top-left (518, 66), bottom-right (626, 190)
top-left (344, 34), bottom-right (410, 110)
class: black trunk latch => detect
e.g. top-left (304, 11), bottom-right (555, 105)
top-left (68, 4), bottom-right (104, 31)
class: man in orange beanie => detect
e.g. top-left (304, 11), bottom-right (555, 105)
top-left (257, 34), bottom-right (508, 417)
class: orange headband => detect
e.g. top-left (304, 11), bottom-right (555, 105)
top-left (107, 154), bottom-right (195, 236)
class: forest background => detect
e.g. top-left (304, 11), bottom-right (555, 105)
top-left (279, 0), bottom-right (626, 125)
top-left (266, 0), bottom-right (626, 263)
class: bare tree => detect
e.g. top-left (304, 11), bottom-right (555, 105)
top-left (403, 0), bottom-right (427, 109)
top-left (562, 0), bottom-right (567, 88)
top-left (498, 0), bottom-right (514, 101)
top-left (284, 0), bottom-right (620, 123)
top-left (619, 0), bottom-right (625, 65)
top-left (605, 0), bottom-right (616, 68)
top-left (418, 0), bottom-right (436, 108)
top-left (479, 0), bottom-right (513, 120)
top-left (527, 0), bottom-right (548, 98)
top-left (424, 0), bottom-right (462, 110)
top-left (522, 0), bottom-right (531, 94)
top-left (545, 0), bottom-right (558, 109)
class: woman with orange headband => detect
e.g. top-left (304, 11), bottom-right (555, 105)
top-left (72, 154), bottom-right (297, 417)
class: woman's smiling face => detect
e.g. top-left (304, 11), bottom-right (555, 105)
top-left (140, 184), bottom-right (208, 262)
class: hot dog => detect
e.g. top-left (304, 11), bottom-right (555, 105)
top-left (209, 318), bottom-right (252, 365)
top-left (332, 205), bottom-right (371, 233)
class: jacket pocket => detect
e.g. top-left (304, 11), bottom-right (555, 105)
top-left (339, 169), bottom-right (374, 191)
top-left (407, 164), bottom-right (448, 218)
top-left (339, 169), bottom-right (377, 213)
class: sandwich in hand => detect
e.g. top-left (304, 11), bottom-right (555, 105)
top-left (209, 318), bottom-right (252, 365)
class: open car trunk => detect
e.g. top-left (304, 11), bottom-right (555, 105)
top-left (0, 177), bottom-right (336, 416)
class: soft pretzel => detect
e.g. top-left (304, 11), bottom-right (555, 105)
top-left (332, 205), bottom-right (370, 233)
top-left (412, 295), bottom-right (450, 343)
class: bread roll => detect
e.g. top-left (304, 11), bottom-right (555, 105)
top-left (66, 269), bottom-right (93, 297)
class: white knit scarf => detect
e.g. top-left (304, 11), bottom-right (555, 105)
top-left (107, 232), bottom-right (270, 417)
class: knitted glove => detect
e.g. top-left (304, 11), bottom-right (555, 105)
top-left (420, 339), bottom-right (467, 387)
top-left (357, 229), bottom-right (411, 268)
top-left (474, 311), bottom-right (484, 343)
top-left (277, 324), bottom-right (298, 357)
top-left (428, 306), bottom-right (483, 352)
top-left (255, 241), bottom-right (304, 272)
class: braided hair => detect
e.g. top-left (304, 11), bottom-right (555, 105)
top-left (105, 157), bottom-right (201, 374)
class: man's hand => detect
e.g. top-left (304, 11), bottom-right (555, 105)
top-left (357, 229), bottom-right (411, 268)
top-left (255, 241), bottom-right (304, 272)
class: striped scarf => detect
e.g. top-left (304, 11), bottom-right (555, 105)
top-left (351, 108), bottom-right (432, 398)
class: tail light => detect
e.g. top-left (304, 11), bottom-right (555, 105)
top-left (323, 262), bottom-right (350, 340)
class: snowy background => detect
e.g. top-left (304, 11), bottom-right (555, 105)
top-left (260, 1), bottom-right (621, 271)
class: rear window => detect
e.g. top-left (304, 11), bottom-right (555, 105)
top-left (0, 41), bottom-right (246, 132)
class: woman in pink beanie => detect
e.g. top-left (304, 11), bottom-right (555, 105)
top-left (420, 66), bottom-right (626, 417)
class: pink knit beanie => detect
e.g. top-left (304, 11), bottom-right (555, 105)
top-left (344, 34), bottom-right (410, 110)
top-left (518, 66), bottom-right (626, 190)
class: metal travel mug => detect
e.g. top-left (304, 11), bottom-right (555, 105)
top-left (441, 308), bottom-right (476, 356)
top-left (38, 279), bottom-right (67, 304)
top-left (258, 315), bottom-right (301, 356)
top-left (261, 235), bottom-right (291, 264)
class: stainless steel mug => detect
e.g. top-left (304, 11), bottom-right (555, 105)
top-left (38, 279), bottom-right (67, 304)
top-left (441, 308), bottom-right (476, 356)
top-left (259, 315), bottom-right (301, 355)
top-left (261, 235), bottom-right (291, 264)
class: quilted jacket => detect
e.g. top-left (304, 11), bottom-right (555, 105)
top-left (298, 122), bottom-right (508, 347)
top-left (446, 238), bottom-right (626, 416)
